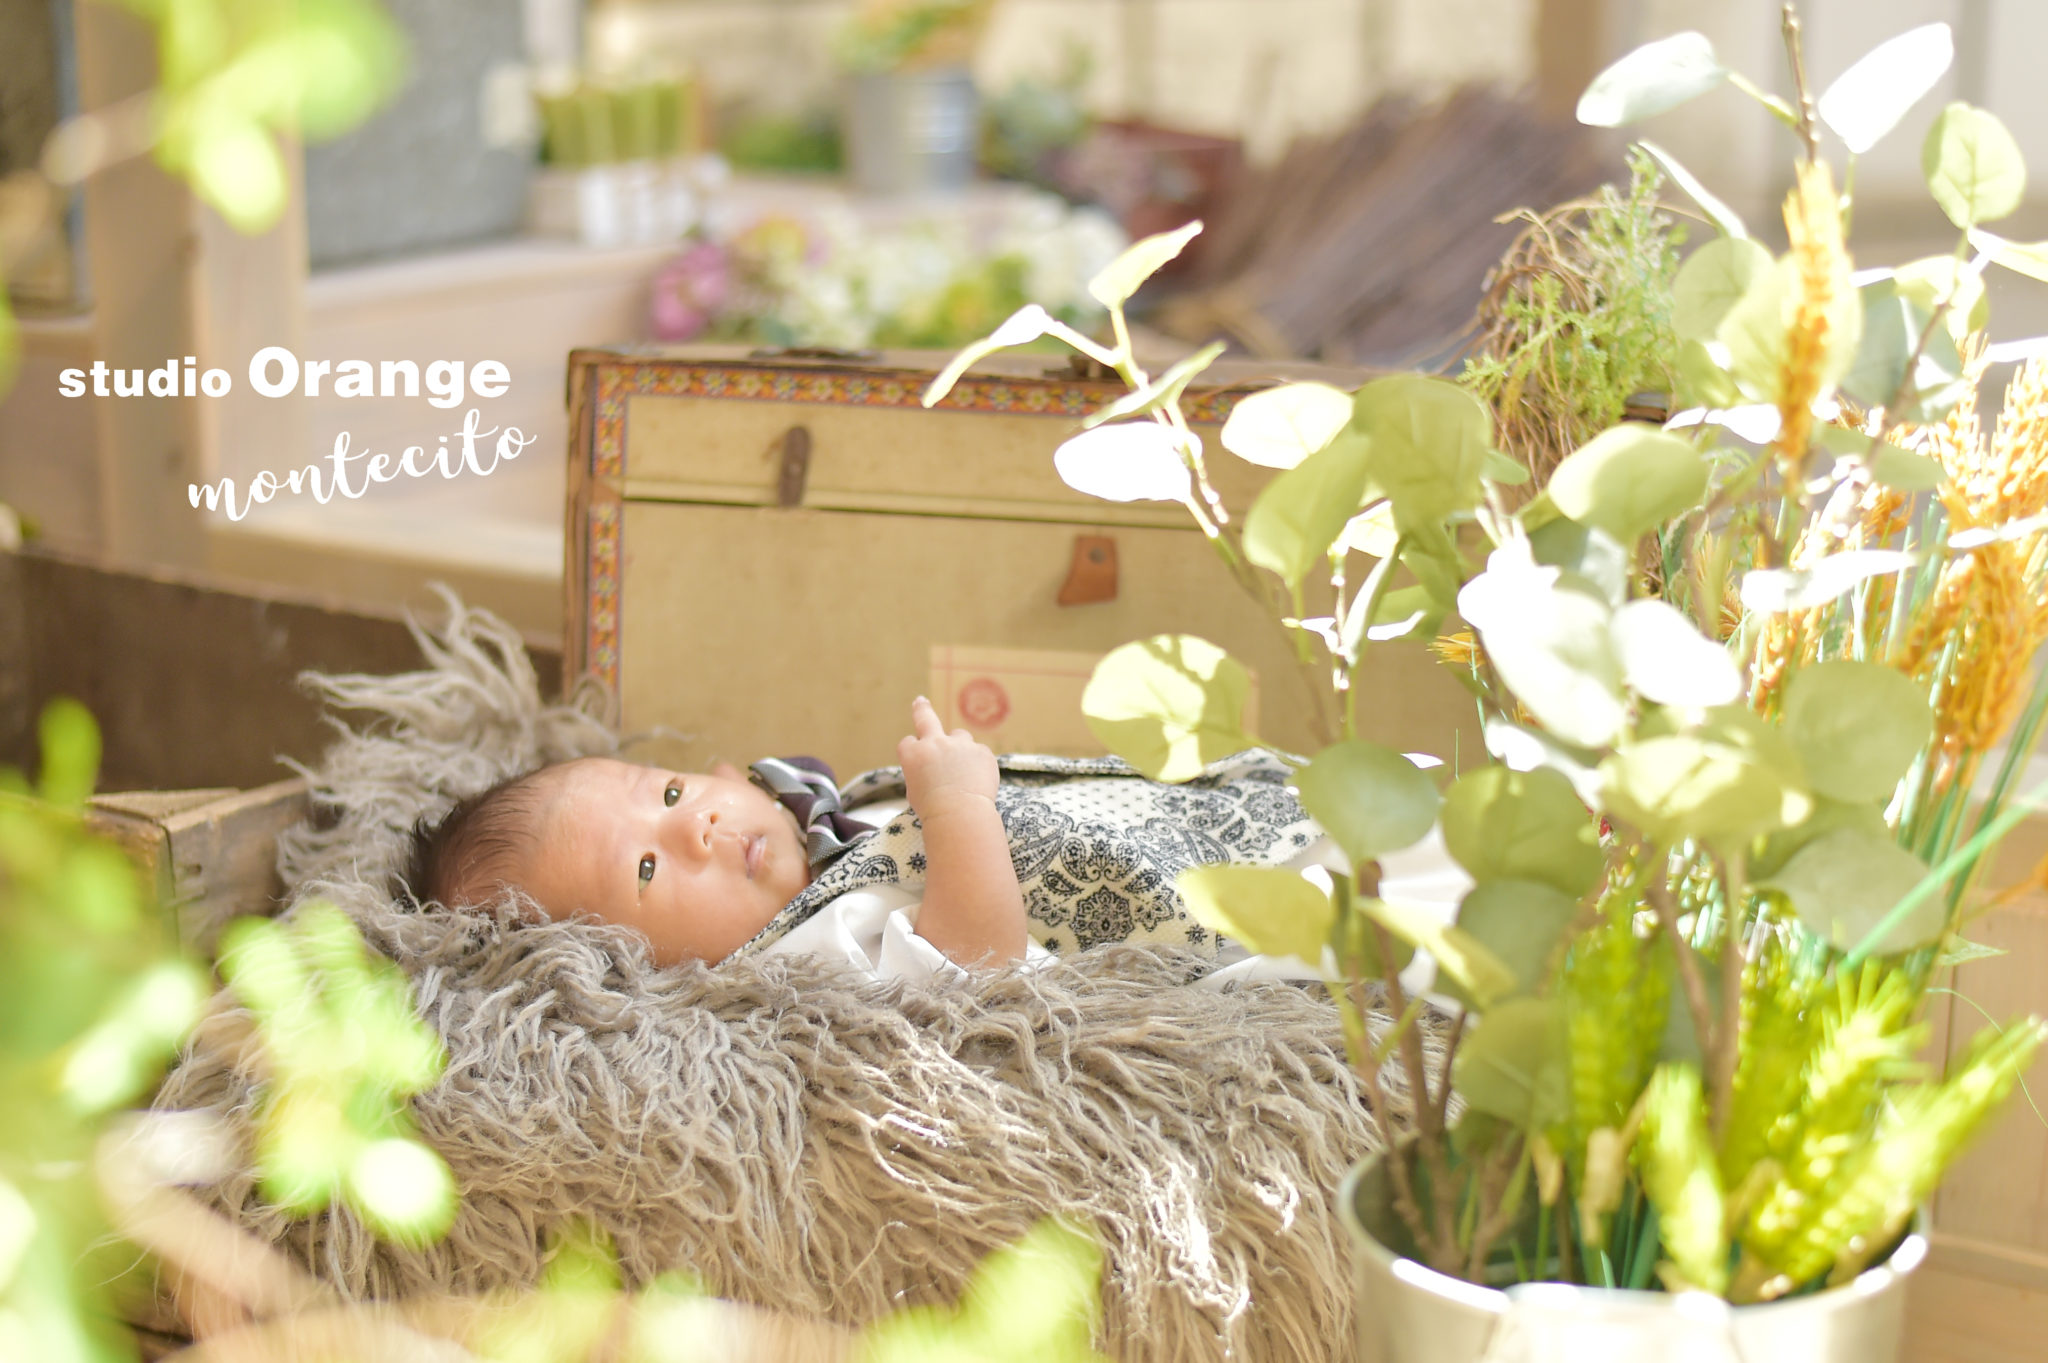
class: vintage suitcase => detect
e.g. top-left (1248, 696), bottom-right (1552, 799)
top-left (562, 345), bottom-right (1482, 780)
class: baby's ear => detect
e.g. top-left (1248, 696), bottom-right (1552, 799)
top-left (712, 760), bottom-right (745, 783)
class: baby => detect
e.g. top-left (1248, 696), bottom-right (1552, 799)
top-left (409, 697), bottom-right (1029, 970)
top-left (409, 697), bottom-right (1465, 982)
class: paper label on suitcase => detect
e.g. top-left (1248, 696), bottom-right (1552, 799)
top-left (929, 644), bottom-right (1260, 758)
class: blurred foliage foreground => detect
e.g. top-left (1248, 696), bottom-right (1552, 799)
top-left (0, 703), bottom-right (1108, 1363)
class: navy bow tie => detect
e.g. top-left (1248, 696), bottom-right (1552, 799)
top-left (747, 756), bottom-right (873, 870)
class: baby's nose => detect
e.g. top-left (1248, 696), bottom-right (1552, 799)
top-left (670, 804), bottom-right (718, 858)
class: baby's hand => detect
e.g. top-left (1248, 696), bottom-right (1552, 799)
top-left (898, 696), bottom-right (998, 820)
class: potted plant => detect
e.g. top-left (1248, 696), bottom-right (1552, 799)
top-left (836, 0), bottom-right (995, 195)
top-left (922, 6), bottom-right (2048, 1358)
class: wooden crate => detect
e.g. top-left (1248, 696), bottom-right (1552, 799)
top-left (0, 546), bottom-right (561, 792)
top-left (86, 780), bottom-right (311, 953)
top-left (563, 346), bottom-right (1482, 779)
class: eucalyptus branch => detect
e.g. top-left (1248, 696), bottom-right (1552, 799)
top-left (1433, 1009), bottom-right (1468, 1136)
top-left (1370, 920), bottom-right (1442, 1141)
top-left (1864, 241), bottom-right (1979, 460)
top-left (1643, 847), bottom-right (1717, 1063)
top-left (1779, 4), bottom-right (1822, 165)
top-left (1141, 385), bottom-right (1343, 744)
top-left (1343, 537), bottom-right (1407, 740)
top-left (1343, 971), bottom-right (1442, 1263)
top-left (1330, 553), bottom-right (1353, 736)
top-left (1711, 852), bottom-right (1749, 1134)
top-left (1370, 916), bottom-right (1462, 1261)
top-left (1464, 1135), bottom-right (1529, 1281)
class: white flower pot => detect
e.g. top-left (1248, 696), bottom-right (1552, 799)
top-left (1340, 1151), bottom-right (1926, 1363)
top-left (529, 162), bottom-right (701, 248)
top-left (843, 68), bottom-right (978, 196)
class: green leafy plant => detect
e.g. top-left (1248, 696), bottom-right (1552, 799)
top-left (0, 702), bottom-right (206, 1362)
top-left (835, 0), bottom-right (995, 75)
top-left (3, 0), bottom-right (408, 396)
top-left (216, 904), bottom-right (456, 1243)
top-left (926, 3), bottom-right (2048, 1303)
top-left (1461, 148), bottom-right (1686, 489)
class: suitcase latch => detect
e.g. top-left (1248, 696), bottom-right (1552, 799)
top-left (776, 426), bottom-right (812, 507)
top-left (1058, 534), bottom-right (1118, 605)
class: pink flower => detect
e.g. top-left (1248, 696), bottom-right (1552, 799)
top-left (650, 240), bottom-right (733, 341)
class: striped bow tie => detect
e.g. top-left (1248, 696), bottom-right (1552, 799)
top-left (747, 756), bottom-right (874, 871)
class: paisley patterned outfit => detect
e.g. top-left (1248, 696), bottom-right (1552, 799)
top-left (732, 749), bottom-right (1323, 961)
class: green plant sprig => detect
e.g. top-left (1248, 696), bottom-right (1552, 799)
top-left (924, 0), bottom-right (2048, 1296)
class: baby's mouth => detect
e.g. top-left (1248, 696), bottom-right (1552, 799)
top-left (745, 834), bottom-right (764, 878)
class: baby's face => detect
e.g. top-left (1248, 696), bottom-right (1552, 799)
top-left (520, 757), bottom-right (811, 966)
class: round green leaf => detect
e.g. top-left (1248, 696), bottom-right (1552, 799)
top-left (1453, 997), bottom-right (1563, 1129)
top-left (1597, 733), bottom-right (1808, 849)
top-left (1292, 740), bottom-right (1441, 864)
top-left (347, 1137), bottom-right (456, 1243)
top-left (186, 120), bottom-right (290, 233)
top-left (1176, 864), bottom-right (1334, 962)
top-left (1760, 827), bottom-right (1942, 954)
top-left (1818, 23), bottom-right (1954, 155)
top-left (36, 697), bottom-right (101, 809)
top-left (1053, 423), bottom-right (1193, 503)
top-left (1398, 521), bottom-right (1468, 609)
top-left (1750, 794), bottom-right (1892, 879)
top-left (1674, 237), bottom-right (1773, 342)
top-left (923, 304), bottom-right (1058, 406)
top-left (1088, 220), bottom-right (1203, 309)
top-left (1440, 765), bottom-right (1605, 897)
top-left (1482, 447), bottom-right (1532, 486)
top-left (0, 1179), bottom-right (33, 1291)
top-left (1972, 228), bottom-right (2048, 283)
top-left (1577, 33), bottom-right (1727, 127)
top-left (1243, 431), bottom-right (1374, 587)
top-left (1548, 426), bottom-right (1708, 545)
top-left (1923, 103), bottom-right (2026, 229)
top-left (1081, 635), bottom-right (1255, 782)
top-left (1458, 566), bottom-right (1628, 749)
top-left (1779, 659), bottom-right (1932, 802)
top-left (1220, 382), bottom-right (1355, 469)
top-left (1718, 251), bottom-right (1862, 410)
top-left (1334, 500), bottom-right (1399, 559)
top-left (1350, 374), bottom-right (1493, 530)
top-left (1084, 342), bottom-right (1227, 430)
top-left (1840, 278), bottom-right (1964, 417)
top-left (1448, 879), bottom-right (1581, 1004)
top-left (1739, 548), bottom-right (1918, 613)
top-left (1611, 598), bottom-right (1741, 708)
top-left (1527, 516), bottom-right (1629, 608)
top-left (1637, 140), bottom-right (1747, 240)
top-left (1360, 897), bottom-right (1519, 1009)
top-left (1893, 254), bottom-right (1989, 345)
top-left (1675, 337), bottom-right (1742, 410)
top-left (1816, 423), bottom-right (1944, 491)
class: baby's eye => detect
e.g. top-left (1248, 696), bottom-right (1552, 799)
top-left (639, 853), bottom-right (657, 884)
top-left (664, 783), bottom-right (681, 807)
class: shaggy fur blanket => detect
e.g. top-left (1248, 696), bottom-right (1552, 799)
top-left (154, 601), bottom-right (1412, 1362)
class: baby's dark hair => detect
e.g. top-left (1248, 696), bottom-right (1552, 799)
top-left (403, 763), bottom-right (565, 908)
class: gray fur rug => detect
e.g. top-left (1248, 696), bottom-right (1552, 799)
top-left (154, 600), bottom-right (1411, 1362)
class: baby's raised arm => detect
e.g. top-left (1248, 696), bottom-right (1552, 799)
top-left (896, 697), bottom-right (1026, 966)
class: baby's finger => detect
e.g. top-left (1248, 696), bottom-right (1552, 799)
top-left (910, 695), bottom-right (944, 739)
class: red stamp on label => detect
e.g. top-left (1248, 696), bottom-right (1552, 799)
top-left (957, 677), bottom-right (1010, 730)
